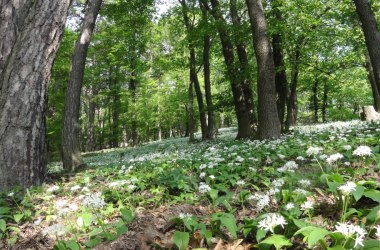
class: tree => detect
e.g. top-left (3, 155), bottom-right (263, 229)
top-left (0, 0), bottom-right (70, 190)
top-left (353, 0), bottom-right (380, 110)
top-left (245, 0), bottom-right (281, 139)
top-left (62, 0), bottom-right (103, 172)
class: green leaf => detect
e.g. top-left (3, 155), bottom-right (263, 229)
top-left (343, 208), bottom-right (360, 220)
top-left (53, 241), bottom-right (67, 250)
top-left (362, 240), bottom-right (380, 250)
top-left (209, 189), bottom-right (219, 201)
top-left (0, 207), bottom-right (11, 215)
top-left (363, 190), bottom-right (380, 203)
top-left (292, 218), bottom-right (310, 229)
top-left (307, 228), bottom-right (330, 247)
top-left (88, 227), bottom-right (103, 237)
top-left (13, 214), bottom-right (23, 224)
top-left (200, 229), bottom-right (212, 246)
top-left (83, 238), bottom-right (102, 248)
top-left (0, 219), bottom-right (6, 232)
top-left (260, 234), bottom-right (292, 250)
top-left (327, 246), bottom-right (345, 250)
top-left (116, 225), bottom-right (129, 236)
top-left (352, 186), bottom-right (365, 201)
top-left (366, 205), bottom-right (380, 223)
top-left (120, 209), bottom-right (134, 224)
top-left (65, 240), bottom-right (81, 250)
top-left (212, 213), bottom-right (238, 239)
top-left (256, 229), bottom-right (267, 243)
top-left (173, 231), bottom-right (189, 250)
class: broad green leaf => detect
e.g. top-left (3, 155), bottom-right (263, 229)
top-left (83, 238), bottom-right (102, 248)
top-left (209, 189), bottom-right (219, 201)
top-left (212, 213), bottom-right (238, 239)
top-left (0, 207), bottom-right (11, 215)
top-left (327, 246), bottom-right (345, 250)
top-left (65, 240), bottom-right (81, 250)
top-left (173, 231), bottom-right (189, 250)
top-left (120, 209), bottom-right (134, 223)
top-left (0, 219), bottom-right (6, 232)
top-left (116, 225), bottom-right (129, 236)
top-left (256, 229), bottom-right (267, 243)
top-left (352, 186), bottom-right (365, 201)
top-left (292, 218), bottom-right (310, 229)
top-left (201, 229), bottom-right (212, 246)
top-left (362, 240), bottom-right (380, 250)
top-left (53, 241), bottom-right (67, 250)
top-left (307, 228), bottom-right (330, 247)
top-left (88, 227), bottom-right (103, 237)
top-left (13, 214), bottom-right (23, 224)
top-left (260, 234), bottom-right (292, 250)
top-left (363, 190), bottom-right (380, 203)
top-left (342, 208), bottom-right (360, 220)
top-left (366, 205), bottom-right (380, 223)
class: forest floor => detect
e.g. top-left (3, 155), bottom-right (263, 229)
top-left (1, 121), bottom-right (380, 250)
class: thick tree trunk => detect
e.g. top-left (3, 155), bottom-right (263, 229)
top-left (204, 0), bottom-right (252, 139)
top-left (322, 82), bottom-right (328, 123)
top-left (0, 0), bottom-right (70, 191)
top-left (62, 0), bottom-right (102, 172)
top-left (285, 45), bottom-right (300, 131)
top-left (312, 77), bottom-right (319, 123)
top-left (230, 0), bottom-right (257, 130)
top-left (365, 58), bottom-right (380, 111)
top-left (360, 106), bottom-right (380, 121)
top-left (200, 2), bottom-right (215, 140)
top-left (246, 0), bottom-right (281, 140)
top-left (270, 0), bottom-right (288, 131)
top-left (188, 81), bottom-right (195, 141)
top-left (179, 0), bottom-right (208, 140)
top-left (353, 0), bottom-right (380, 94)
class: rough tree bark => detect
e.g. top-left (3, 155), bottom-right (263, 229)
top-left (246, 0), bottom-right (281, 139)
top-left (312, 77), bottom-right (319, 123)
top-left (202, 0), bottom-right (252, 139)
top-left (353, 0), bottom-right (380, 96)
top-left (0, 0), bottom-right (70, 190)
top-left (62, 0), bottom-right (102, 172)
top-left (179, 0), bottom-right (208, 140)
top-left (365, 58), bottom-right (380, 111)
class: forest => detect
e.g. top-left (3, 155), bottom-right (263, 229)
top-left (0, 0), bottom-right (379, 249)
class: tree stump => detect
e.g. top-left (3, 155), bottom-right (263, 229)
top-left (360, 106), bottom-right (380, 121)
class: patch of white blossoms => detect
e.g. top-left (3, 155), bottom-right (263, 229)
top-left (198, 182), bottom-right (211, 194)
top-left (306, 146), bottom-right (323, 156)
top-left (258, 213), bottom-right (287, 233)
top-left (334, 222), bottom-right (366, 248)
top-left (300, 200), bottom-right (314, 210)
top-left (338, 181), bottom-right (356, 195)
top-left (326, 153), bottom-right (344, 165)
top-left (278, 161), bottom-right (298, 172)
top-left (353, 146), bottom-right (372, 157)
top-left (83, 193), bottom-right (106, 209)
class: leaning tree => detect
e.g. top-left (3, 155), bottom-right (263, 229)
top-left (0, 1), bottom-right (70, 190)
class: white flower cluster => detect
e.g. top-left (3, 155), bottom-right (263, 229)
top-left (248, 193), bottom-right (270, 212)
top-left (298, 179), bottom-right (311, 187)
top-left (272, 178), bottom-right (285, 188)
top-left (258, 213), bottom-right (287, 233)
top-left (236, 180), bottom-right (245, 186)
top-left (334, 222), bottom-right (366, 248)
top-left (83, 193), bottom-right (106, 209)
top-left (198, 182), bottom-right (211, 194)
top-left (43, 223), bottom-right (66, 237)
top-left (353, 146), bottom-right (372, 157)
top-left (47, 185), bottom-right (60, 193)
top-left (178, 213), bottom-right (192, 219)
top-left (326, 153), bottom-right (344, 165)
top-left (338, 181), bottom-right (356, 195)
top-left (278, 161), bottom-right (298, 172)
top-left (285, 202), bottom-right (295, 210)
top-left (375, 225), bottom-right (380, 238)
top-left (300, 200), bottom-right (314, 210)
top-left (306, 146), bottom-right (323, 156)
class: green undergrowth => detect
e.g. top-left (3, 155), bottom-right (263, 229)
top-left (1, 122), bottom-right (380, 249)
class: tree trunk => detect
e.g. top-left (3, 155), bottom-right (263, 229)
top-left (246, 0), bottom-right (281, 140)
top-left (188, 81), bottom-right (195, 141)
top-left (312, 77), bottom-right (319, 123)
top-left (0, 0), bottom-right (70, 191)
top-left (230, 0), bottom-right (257, 130)
top-left (365, 58), bottom-right (380, 111)
top-left (203, 0), bottom-right (252, 139)
top-left (179, 0), bottom-right (208, 140)
top-left (129, 77), bottom-right (138, 146)
top-left (200, 1), bottom-right (215, 140)
top-left (353, 0), bottom-right (380, 94)
top-left (360, 106), bottom-right (380, 121)
top-left (87, 86), bottom-right (98, 151)
top-left (285, 44), bottom-right (301, 131)
top-left (62, 0), bottom-right (102, 172)
top-left (322, 82), bottom-right (328, 123)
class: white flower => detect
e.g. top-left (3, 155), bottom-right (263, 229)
top-left (326, 153), bottom-right (344, 165)
top-left (199, 164), bottom-right (207, 170)
top-left (236, 180), bottom-right (245, 186)
top-left (344, 161), bottom-right (350, 166)
top-left (258, 213), bottom-right (287, 233)
top-left (375, 225), bottom-right (380, 238)
top-left (306, 146), bottom-right (323, 156)
top-left (285, 202), bottom-right (295, 210)
top-left (294, 188), bottom-right (308, 195)
top-left (178, 213), bottom-right (192, 219)
top-left (319, 154), bottom-right (328, 160)
top-left (353, 146), bottom-right (372, 157)
top-left (278, 154), bottom-right (286, 159)
top-left (198, 182), bottom-right (211, 194)
top-left (209, 175), bottom-right (215, 180)
top-left (83, 193), bottom-right (106, 209)
top-left (199, 172), bottom-right (206, 179)
top-left (343, 145), bottom-right (352, 150)
top-left (338, 181), bottom-right (356, 195)
top-left (301, 200), bottom-right (314, 210)
top-left (47, 185), bottom-right (60, 193)
top-left (236, 156), bottom-right (245, 162)
top-left (249, 193), bottom-right (270, 211)
top-left (7, 192), bottom-right (14, 197)
top-left (334, 222), bottom-right (366, 248)
top-left (272, 179), bottom-right (285, 188)
top-left (43, 223), bottom-right (66, 236)
top-left (298, 179), bottom-right (311, 187)
top-left (296, 156), bottom-right (305, 161)
top-left (127, 184), bottom-right (136, 190)
top-left (70, 185), bottom-right (81, 191)
top-left (278, 161), bottom-right (298, 172)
